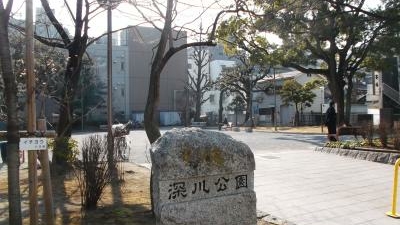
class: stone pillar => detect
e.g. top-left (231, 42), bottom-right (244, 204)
top-left (151, 128), bottom-right (256, 225)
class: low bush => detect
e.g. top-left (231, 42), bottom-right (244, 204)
top-left (378, 122), bottom-right (390, 148)
top-left (394, 124), bottom-right (400, 150)
top-left (74, 135), bottom-right (112, 210)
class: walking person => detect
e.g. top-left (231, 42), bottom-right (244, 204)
top-left (325, 101), bottom-right (337, 141)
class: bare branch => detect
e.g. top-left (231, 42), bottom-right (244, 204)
top-left (9, 23), bottom-right (66, 48)
top-left (64, 0), bottom-right (76, 23)
top-left (40, 0), bottom-right (71, 46)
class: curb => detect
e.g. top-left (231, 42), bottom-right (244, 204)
top-left (315, 146), bottom-right (400, 165)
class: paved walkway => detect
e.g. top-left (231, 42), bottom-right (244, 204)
top-left (255, 150), bottom-right (399, 225)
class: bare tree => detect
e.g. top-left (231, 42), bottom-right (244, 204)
top-left (130, 0), bottom-right (245, 143)
top-left (188, 41), bottom-right (212, 122)
top-left (0, 0), bottom-right (22, 224)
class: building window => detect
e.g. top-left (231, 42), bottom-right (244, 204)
top-left (121, 62), bottom-right (125, 71)
top-left (210, 94), bottom-right (215, 103)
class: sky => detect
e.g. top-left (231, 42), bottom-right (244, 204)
top-left (9, 0), bottom-right (235, 38)
top-left (8, 0), bottom-right (383, 40)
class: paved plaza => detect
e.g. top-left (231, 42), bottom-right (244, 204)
top-left (255, 149), bottom-right (398, 225)
top-left (71, 129), bottom-right (400, 224)
top-left (1, 128), bottom-right (399, 224)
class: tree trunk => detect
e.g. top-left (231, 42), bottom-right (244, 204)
top-left (144, 71), bottom-right (161, 144)
top-left (245, 92), bottom-right (251, 125)
top-left (218, 90), bottom-right (225, 124)
top-left (53, 47), bottom-right (84, 166)
top-left (235, 111), bottom-right (238, 126)
top-left (326, 61), bottom-right (345, 126)
top-left (143, 0), bottom-right (173, 144)
top-left (0, 11), bottom-right (22, 224)
top-left (194, 93), bottom-right (201, 122)
top-left (294, 104), bottom-right (299, 126)
top-left (345, 76), bottom-right (354, 125)
top-left (194, 58), bottom-right (202, 122)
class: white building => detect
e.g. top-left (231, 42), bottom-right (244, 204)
top-left (187, 45), bottom-right (237, 123)
top-left (255, 70), bottom-right (326, 126)
top-left (86, 36), bottom-right (130, 122)
top-left (201, 60), bottom-right (237, 116)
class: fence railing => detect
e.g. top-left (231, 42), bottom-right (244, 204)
top-left (382, 83), bottom-right (400, 105)
top-left (298, 113), bottom-right (359, 126)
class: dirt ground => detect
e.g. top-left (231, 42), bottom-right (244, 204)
top-left (0, 161), bottom-right (277, 225)
top-left (0, 126), bottom-right (321, 224)
top-left (0, 163), bottom-right (154, 225)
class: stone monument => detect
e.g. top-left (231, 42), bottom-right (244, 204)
top-left (151, 128), bottom-right (256, 225)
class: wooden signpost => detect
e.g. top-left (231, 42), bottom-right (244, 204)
top-left (25, 0), bottom-right (54, 224)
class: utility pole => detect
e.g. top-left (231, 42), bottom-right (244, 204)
top-left (106, 0), bottom-right (115, 175)
top-left (26, 0), bottom-right (38, 224)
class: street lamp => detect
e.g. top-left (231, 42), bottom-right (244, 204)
top-left (97, 0), bottom-right (122, 129)
top-left (97, 0), bottom-right (122, 174)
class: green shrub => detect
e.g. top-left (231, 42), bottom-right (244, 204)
top-left (48, 137), bottom-right (79, 163)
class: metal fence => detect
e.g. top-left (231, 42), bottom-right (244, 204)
top-left (299, 113), bottom-right (359, 126)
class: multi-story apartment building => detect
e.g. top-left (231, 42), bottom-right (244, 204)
top-left (88, 27), bottom-right (188, 125)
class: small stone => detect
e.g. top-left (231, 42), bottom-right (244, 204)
top-left (257, 210), bottom-right (270, 219)
top-left (375, 153), bottom-right (390, 163)
top-left (388, 153), bottom-right (400, 164)
top-left (356, 151), bottom-right (368, 160)
top-left (366, 152), bottom-right (379, 161)
top-left (339, 149), bottom-right (349, 156)
top-left (347, 150), bottom-right (359, 158)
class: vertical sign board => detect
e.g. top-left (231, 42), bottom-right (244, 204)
top-left (373, 71), bottom-right (380, 95)
top-left (20, 138), bottom-right (47, 151)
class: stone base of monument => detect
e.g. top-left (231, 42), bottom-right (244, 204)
top-left (159, 192), bottom-right (256, 224)
top-left (151, 128), bottom-right (257, 225)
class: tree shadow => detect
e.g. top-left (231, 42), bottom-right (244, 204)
top-left (81, 204), bottom-right (154, 224)
top-left (274, 133), bottom-right (326, 147)
top-left (80, 163), bottom-right (154, 225)
top-left (111, 166), bottom-right (123, 207)
top-left (51, 168), bottom-right (76, 225)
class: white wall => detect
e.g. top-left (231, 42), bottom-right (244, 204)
top-left (202, 60), bottom-right (237, 115)
top-left (87, 44), bottom-right (130, 121)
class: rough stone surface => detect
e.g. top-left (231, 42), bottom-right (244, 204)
top-left (375, 153), bottom-right (390, 163)
top-left (365, 152), bottom-right (379, 161)
top-left (330, 148), bottom-right (339, 154)
top-left (151, 128), bottom-right (256, 225)
top-left (347, 150), bottom-right (359, 158)
top-left (339, 149), bottom-right (348, 156)
top-left (356, 151), bottom-right (368, 160)
top-left (388, 153), bottom-right (400, 164)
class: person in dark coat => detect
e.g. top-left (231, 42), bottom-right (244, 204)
top-left (223, 117), bottom-right (228, 125)
top-left (325, 101), bottom-right (337, 141)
